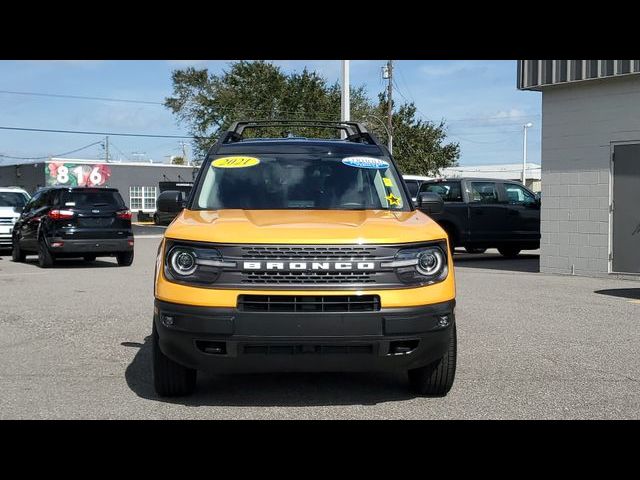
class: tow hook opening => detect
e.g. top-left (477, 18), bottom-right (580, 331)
top-left (196, 341), bottom-right (227, 355)
top-left (389, 340), bottom-right (419, 355)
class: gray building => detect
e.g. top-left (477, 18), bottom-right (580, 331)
top-left (0, 158), bottom-right (198, 220)
top-left (518, 60), bottom-right (640, 278)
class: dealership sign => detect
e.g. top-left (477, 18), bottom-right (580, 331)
top-left (46, 162), bottom-right (112, 187)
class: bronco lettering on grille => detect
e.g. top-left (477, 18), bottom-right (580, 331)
top-left (242, 261), bottom-right (376, 271)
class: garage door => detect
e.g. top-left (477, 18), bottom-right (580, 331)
top-left (612, 144), bottom-right (640, 273)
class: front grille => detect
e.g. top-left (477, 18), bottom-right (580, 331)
top-left (242, 271), bottom-right (377, 285)
top-left (240, 246), bottom-right (377, 259)
top-left (243, 344), bottom-right (374, 355)
top-left (237, 294), bottom-right (381, 312)
top-left (0, 218), bottom-right (13, 225)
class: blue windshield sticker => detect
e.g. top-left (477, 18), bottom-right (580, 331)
top-left (342, 157), bottom-right (390, 170)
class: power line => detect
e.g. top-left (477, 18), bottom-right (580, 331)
top-left (0, 90), bottom-right (164, 105)
top-left (0, 141), bottom-right (103, 160)
top-left (0, 125), bottom-right (198, 139)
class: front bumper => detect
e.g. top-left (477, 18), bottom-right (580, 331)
top-left (0, 234), bottom-right (12, 248)
top-left (48, 236), bottom-right (134, 254)
top-left (154, 298), bottom-right (455, 373)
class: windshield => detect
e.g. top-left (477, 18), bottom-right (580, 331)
top-left (193, 154), bottom-right (410, 211)
top-left (61, 190), bottom-right (125, 208)
top-left (0, 191), bottom-right (29, 208)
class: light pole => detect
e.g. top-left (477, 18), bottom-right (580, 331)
top-left (522, 122), bottom-right (533, 185)
top-left (340, 60), bottom-right (350, 139)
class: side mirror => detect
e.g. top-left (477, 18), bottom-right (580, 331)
top-left (416, 192), bottom-right (444, 214)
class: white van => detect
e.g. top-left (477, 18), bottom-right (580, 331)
top-left (0, 187), bottom-right (31, 250)
top-left (402, 175), bottom-right (434, 203)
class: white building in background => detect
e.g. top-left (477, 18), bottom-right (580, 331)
top-left (438, 163), bottom-right (541, 192)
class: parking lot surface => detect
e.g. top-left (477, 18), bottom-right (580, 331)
top-left (0, 239), bottom-right (638, 419)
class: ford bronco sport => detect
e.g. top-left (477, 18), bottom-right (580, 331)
top-left (153, 120), bottom-right (457, 397)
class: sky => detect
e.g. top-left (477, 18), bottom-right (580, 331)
top-left (0, 60), bottom-right (541, 167)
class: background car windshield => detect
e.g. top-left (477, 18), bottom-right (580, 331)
top-left (61, 190), bottom-right (125, 208)
top-left (194, 155), bottom-right (409, 211)
top-left (0, 192), bottom-right (29, 207)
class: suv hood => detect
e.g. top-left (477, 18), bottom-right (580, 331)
top-left (166, 209), bottom-right (446, 245)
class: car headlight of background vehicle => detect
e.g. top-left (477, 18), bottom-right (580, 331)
top-left (164, 241), bottom-right (236, 285)
top-left (382, 241), bottom-right (449, 286)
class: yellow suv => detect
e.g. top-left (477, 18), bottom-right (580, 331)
top-left (153, 121), bottom-right (456, 397)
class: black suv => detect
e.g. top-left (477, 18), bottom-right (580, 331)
top-left (12, 187), bottom-right (134, 268)
top-left (417, 177), bottom-right (540, 257)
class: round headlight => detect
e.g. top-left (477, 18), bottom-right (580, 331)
top-left (169, 248), bottom-right (197, 276)
top-left (416, 249), bottom-right (443, 276)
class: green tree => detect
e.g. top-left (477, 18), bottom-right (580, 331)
top-left (170, 156), bottom-right (185, 165)
top-left (360, 93), bottom-right (459, 176)
top-left (165, 60), bottom-right (460, 174)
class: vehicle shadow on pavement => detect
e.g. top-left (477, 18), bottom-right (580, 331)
top-left (594, 288), bottom-right (640, 300)
top-left (123, 336), bottom-right (418, 407)
top-left (453, 252), bottom-right (540, 273)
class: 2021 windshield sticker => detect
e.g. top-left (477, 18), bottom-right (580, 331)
top-left (342, 157), bottom-right (390, 170)
top-left (212, 156), bottom-right (260, 168)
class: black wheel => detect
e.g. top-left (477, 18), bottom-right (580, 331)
top-left (116, 251), bottom-right (134, 266)
top-left (12, 240), bottom-right (25, 262)
top-left (152, 321), bottom-right (196, 397)
top-left (37, 237), bottom-right (54, 268)
top-left (408, 324), bottom-right (457, 396)
top-left (153, 213), bottom-right (160, 225)
top-left (497, 247), bottom-right (521, 258)
top-left (83, 254), bottom-right (97, 262)
top-left (465, 247), bottom-right (487, 254)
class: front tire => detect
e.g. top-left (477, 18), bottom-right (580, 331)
top-left (498, 247), bottom-right (521, 258)
top-left (116, 251), bottom-right (134, 266)
top-left (408, 324), bottom-right (457, 396)
top-left (37, 237), bottom-right (54, 268)
top-left (12, 240), bottom-right (25, 262)
top-left (152, 321), bottom-right (197, 397)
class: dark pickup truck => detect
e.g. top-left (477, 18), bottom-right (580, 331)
top-left (416, 178), bottom-right (540, 257)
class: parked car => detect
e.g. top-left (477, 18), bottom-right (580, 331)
top-left (152, 120), bottom-right (456, 397)
top-left (417, 177), bottom-right (540, 257)
top-left (11, 186), bottom-right (134, 267)
top-left (154, 190), bottom-right (186, 226)
top-left (0, 187), bottom-right (31, 250)
top-left (402, 175), bottom-right (433, 203)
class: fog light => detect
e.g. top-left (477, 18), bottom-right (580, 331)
top-left (162, 315), bottom-right (174, 327)
top-left (438, 315), bottom-right (450, 328)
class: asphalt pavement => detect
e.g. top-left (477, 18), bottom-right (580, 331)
top-left (0, 240), bottom-right (638, 419)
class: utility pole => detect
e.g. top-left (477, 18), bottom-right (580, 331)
top-left (383, 60), bottom-right (393, 154)
top-left (340, 60), bottom-right (350, 139)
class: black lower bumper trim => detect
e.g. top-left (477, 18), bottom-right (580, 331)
top-left (154, 298), bottom-right (455, 373)
top-left (49, 236), bottom-right (133, 253)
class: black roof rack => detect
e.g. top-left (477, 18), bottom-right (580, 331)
top-left (218, 120), bottom-right (380, 147)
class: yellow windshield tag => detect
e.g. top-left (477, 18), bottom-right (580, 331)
top-left (212, 156), bottom-right (260, 168)
top-left (386, 193), bottom-right (401, 207)
top-left (383, 177), bottom-right (393, 187)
